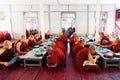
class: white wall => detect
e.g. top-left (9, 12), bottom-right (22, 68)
top-left (0, 4), bottom-right (116, 39)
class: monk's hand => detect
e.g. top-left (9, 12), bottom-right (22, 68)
top-left (3, 62), bottom-right (10, 67)
top-left (95, 55), bottom-right (100, 59)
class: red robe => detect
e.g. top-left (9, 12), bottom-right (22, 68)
top-left (47, 48), bottom-right (66, 67)
top-left (54, 41), bottom-right (66, 54)
top-left (70, 36), bottom-right (74, 49)
top-left (28, 40), bottom-right (35, 48)
top-left (71, 42), bottom-right (83, 58)
top-left (4, 32), bottom-right (12, 40)
top-left (59, 34), bottom-right (68, 48)
top-left (75, 48), bottom-right (100, 72)
top-left (111, 44), bottom-right (120, 53)
top-left (100, 36), bottom-right (110, 45)
top-left (0, 32), bottom-right (5, 42)
top-left (14, 40), bottom-right (28, 53)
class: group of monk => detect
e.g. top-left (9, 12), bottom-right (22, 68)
top-left (0, 31), bottom-right (11, 43)
top-left (0, 30), bottom-right (120, 73)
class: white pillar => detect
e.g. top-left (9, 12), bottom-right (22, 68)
top-left (95, 0), bottom-right (100, 42)
top-left (39, 0), bottom-right (45, 39)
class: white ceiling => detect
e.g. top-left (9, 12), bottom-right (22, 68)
top-left (0, 0), bottom-right (120, 5)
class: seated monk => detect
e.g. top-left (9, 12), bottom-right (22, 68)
top-left (110, 38), bottom-right (120, 52)
top-left (46, 46), bottom-right (66, 68)
top-left (69, 33), bottom-right (77, 49)
top-left (45, 30), bottom-right (51, 39)
top-left (28, 35), bottom-right (35, 49)
top-left (75, 45), bottom-right (101, 72)
top-left (34, 34), bottom-right (42, 45)
top-left (71, 36), bottom-right (83, 58)
top-left (14, 35), bottom-right (29, 55)
top-left (0, 31), bottom-right (5, 42)
top-left (0, 40), bottom-right (17, 69)
top-left (4, 31), bottom-right (12, 40)
top-left (58, 33), bottom-right (68, 48)
top-left (51, 39), bottom-right (66, 54)
top-left (97, 32), bottom-right (112, 46)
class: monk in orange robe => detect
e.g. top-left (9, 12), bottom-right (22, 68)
top-left (59, 33), bottom-right (68, 48)
top-left (14, 35), bottom-right (29, 55)
top-left (4, 31), bottom-right (12, 40)
top-left (46, 46), bottom-right (66, 68)
top-left (75, 45), bottom-right (100, 72)
top-left (0, 31), bottom-right (5, 42)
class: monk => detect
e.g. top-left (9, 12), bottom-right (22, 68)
top-left (46, 46), bottom-right (66, 68)
top-left (0, 31), bottom-right (5, 42)
top-left (75, 45), bottom-right (101, 72)
top-left (14, 35), bottom-right (29, 55)
top-left (4, 31), bottom-right (12, 40)
top-left (71, 36), bottom-right (84, 58)
top-left (58, 33), bottom-right (68, 48)
top-left (52, 39), bottom-right (66, 54)
top-left (97, 32), bottom-right (112, 46)
top-left (28, 35), bottom-right (35, 49)
top-left (34, 34), bottom-right (42, 45)
top-left (0, 40), bottom-right (17, 69)
top-left (69, 33), bottom-right (77, 49)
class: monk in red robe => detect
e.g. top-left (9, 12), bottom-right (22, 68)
top-left (0, 40), bottom-right (17, 69)
top-left (69, 33), bottom-right (77, 49)
top-left (28, 35), bottom-right (35, 49)
top-left (75, 45), bottom-right (100, 72)
top-left (34, 34), bottom-right (42, 45)
top-left (52, 39), bottom-right (66, 54)
top-left (97, 32), bottom-right (112, 46)
top-left (46, 46), bottom-right (66, 68)
top-left (4, 31), bottom-right (12, 40)
top-left (14, 35), bottom-right (29, 55)
top-left (58, 33), bottom-right (68, 48)
top-left (71, 36), bottom-right (83, 58)
top-left (0, 31), bottom-right (5, 42)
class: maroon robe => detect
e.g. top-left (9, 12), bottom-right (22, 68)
top-left (4, 32), bottom-right (12, 40)
top-left (14, 40), bottom-right (28, 54)
top-left (70, 36), bottom-right (74, 49)
top-left (110, 44), bottom-right (120, 53)
top-left (0, 32), bottom-right (5, 42)
top-left (100, 36), bottom-right (110, 45)
top-left (47, 48), bottom-right (66, 68)
top-left (54, 41), bottom-right (66, 54)
top-left (59, 34), bottom-right (68, 48)
top-left (28, 40), bottom-right (35, 48)
top-left (71, 42), bottom-right (83, 58)
top-left (75, 48), bottom-right (100, 72)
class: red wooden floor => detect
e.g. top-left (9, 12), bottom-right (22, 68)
top-left (1, 43), bottom-right (120, 80)
top-left (0, 54), bottom-right (120, 80)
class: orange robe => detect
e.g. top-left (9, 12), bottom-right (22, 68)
top-left (59, 34), bottom-right (68, 48)
top-left (54, 41), bottom-right (66, 54)
top-left (47, 48), bottom-right (66, 68)
top-left (75, 48), bottom-right (100, 72)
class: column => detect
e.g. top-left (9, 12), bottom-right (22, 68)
top-left (95, 0), bottom-right (100, 42)
top-left (39, 0), bottom-right (45, 39)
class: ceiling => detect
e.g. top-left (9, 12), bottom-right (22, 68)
top-left (0, 0), bottom-right (120, 5)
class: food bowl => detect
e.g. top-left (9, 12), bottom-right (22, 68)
top-left (35, 52), bottom-right (43, 57)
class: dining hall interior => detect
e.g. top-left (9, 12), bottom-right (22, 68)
top-left (0, 0), bottom-right (120, 80)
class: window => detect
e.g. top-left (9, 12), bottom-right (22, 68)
top-left (0, 12), bottom-right (6, 31)
top-left (23, 12), bottom-right (38, 30)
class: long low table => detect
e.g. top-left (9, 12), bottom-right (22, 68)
top-left (20, 49), bottom-right (46, 67)
top-left (96, 48), bottom-right (120, 69)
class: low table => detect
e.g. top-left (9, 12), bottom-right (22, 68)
top-left (96, 48), bottom-right (120, 69)
top-left (20, 49), bottom-right (46, 67)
